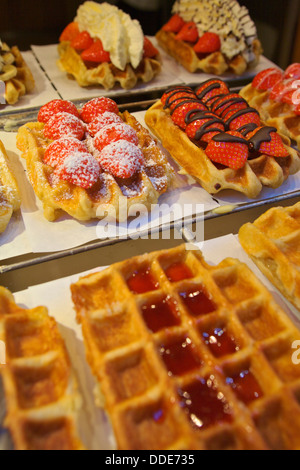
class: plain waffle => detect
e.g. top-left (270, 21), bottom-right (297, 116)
top-left (240, 83), bottom-right (300, 150)
top-left (0, 44), bottom-right (35, 105)
top-left (0, 287), bottom-right (84, 450)
top-left (0, 140), bottom-right (21, 233)
top-left (239, 202), bottom-right (300, 311)
top-left (156, 29), bottom-right (262, 76)
top-left (71, 244), bottom-right (300, 450)
top-left (16, 110), bottom-right (175, 222)
top-left (145, 99), bottom-right (300, 198)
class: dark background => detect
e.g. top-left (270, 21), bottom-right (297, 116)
top-left (0, 0), bottom-right (299, 68)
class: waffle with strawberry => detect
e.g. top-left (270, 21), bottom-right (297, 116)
top-left (0, 140), bottom-right (21, 233)
top-left (156, 0), bottom-right (262, 75)
top-left (145, 79), bottom-right (300, 198)
top-left (16, 97), bottom-right (175, 222)
top-left (57, 2), bottom-right (161, 90)
top-left (240, 64), bottom-right (300, 149)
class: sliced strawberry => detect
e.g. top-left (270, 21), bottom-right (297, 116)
top-left (43, 112), bottom-right (86, 141)
top-left (38, 99), bottom-right (80, 124)
top-left (194, 32), bottom-right (221, 54)
top-left (247, 126), bottom-right (290, 157)
top-left (88, 112), bottom-right (123, 137)
top-left (166, 90), bottom-right (198, 110)
top-left (195, 79), bottom-right (230, 105)
top-left (71, 31), bottom-right (94, 52)
top-left (171, 100), bottom-right (207, 129)
top-left (54, 152), bottom-right (100, 189)
top-left (225, 108), bottom-right (261, 131)
top-left (143, 37), bottom-right (159, 58)
top-left (94, 123), bottom-right (139, 152)
top-left (162, 14), bottom-right (185, 33)
top-left (81, 97), bottom-right (119, 123)
top-left (44, 137), bottom-right (88, 167)
top-left (98, 140), bottom-right (145, 179)
top-left (59, 22), bottom-right (80, 43)
top-left (283, 63), bottom-right (300, 80)
top-left (175, 22), bottom-right (198, 43)
top-left (210, 93), bottom-right (248, 118)
top-left (205, 131), bottom-right (249, 170)
top-left (269, 79), bottom-right (300, 104)
top-left (161, 86), bottom-right (196, 106)
top-left (186, 114), bottom-right (225, 143)
top-left (81, 39), bottom-right (110, 64)
top-left (252, 68), bottom-right (283, 91)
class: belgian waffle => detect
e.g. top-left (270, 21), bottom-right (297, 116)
top-left (0, 140), bottom-right (21, 233)
top-left (71, 244), bottom-right (300, 450)
top-left (0, 287), bottom-right (84, 450)
top-left (239, 202), bottom-right (300, 311)
top-left (156, 29), bottom-right (262, 76)
top-left (16, 109), bottom-right (175, 222)
top-left (0, 43), bottom-right (35, 105)
top-left (57, 42), bottom-right (161, 90)
top-left (145, 83), bottom-right (300, 199)
top-left (240, 82), bottom-right (300, 150)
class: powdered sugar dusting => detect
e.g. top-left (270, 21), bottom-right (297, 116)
top-left (98, 140), bottom-right (145, 178)
top-left (55, 151), bottom-right (100, 188)
top-left (88, 112), bottom-right (123, 136)
top-left (43, 112), bottom-right (86, 140)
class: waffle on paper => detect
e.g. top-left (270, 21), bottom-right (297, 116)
top-left (0, 140), bottom-right (21, 233)
top-left (16, 109), bottom-right (175, 222)
top-left (71, 244), bottom-right (300, 450)
top-left (0, 287), bottom-right (84, 450)
top-left (0, 43), bottom-right (35, 105)
top-left (239, 202), bottom-right (300, 311)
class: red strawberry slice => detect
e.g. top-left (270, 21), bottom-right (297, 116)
top-left (175, 22), bottom-right (199, 43)
top-left (143, 37), bottom-right (159, 58)
top-left (162, 14), bottom-right (185, 33)
top-left (283, 63), bottom-right (300, 80)
top-left (81, 97), bottom-right (119, 123)
top-left (71, 31), bottom-right (94, 51)
top-left (54, 152), bottom-right (100, 189)
top-left (94, 123), bottom-right (139, 152)
top-left (171, 101), bottom-right (207, 129)
top-left (38, 99), bottom-right (80, 123)
top-left (185, 113), bottom-right (225, 143)
top-left (247, 126), bottom-right (290, 157)
top-left (44, 137), bottom-right (88, 167)
top-left (59, 22), bottom-right (80, 43)
top-left (210, 93), bottom-right (248, 118)
top-left (43, 112), bottom-right (86, 141)
top-left (194, 32), bottom-right (221, 54)
top-left (195, 79), bottom-right (230, 105)
top-left (168, 91), bottom-right (198, 111)
top-left (252, 68), bottom-right (283, 91)
top-left (205, 131), bottom-right (249, 170)
top-left (161, 86), bottom-right (195, 106)
top-left (98, 140), bottom-right (145, 179)
top-left (81, 39), bottom-right (110, 64)
top-left (225, 108), bottom-right (261, 131)
top-left (88, 112), bottom-right (123, 137)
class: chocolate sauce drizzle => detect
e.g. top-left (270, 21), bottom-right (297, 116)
top-left (212, 95), bottom-right (248, 118)
top-left (212, 132), bottom-right (248, 145)
top-left (164, 87), bottom-right (197, 109)
top-left (184, 110), bottom-right (225, 139)
top-left (195, 80), bottom-right (227, 101)
top-left (225, 107), bottom-right (260, 128)
top-left (248, 126), bottom-right (278, 151)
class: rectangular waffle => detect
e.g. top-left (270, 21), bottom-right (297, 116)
top-left (71, 244), bottom-right (300, 450)
top-left (0, 286), bottom-right (84, 450)
top-left (0, 139), bottom-right (21, 233)
top-left (16, 110), bottom-right (175, 222)
top-left (239, 202), bottom-right (300, 311)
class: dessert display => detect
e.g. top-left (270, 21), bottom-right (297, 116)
top-left (57, 1), bottom-right (161, 90)
top-left (0, 39), bottom-right (35, 105)
top-left (144, 79), bottom-right (300, 198)
top-left (240, 64), bottom-right (300, 149)
top-left (71, 244), bottom-right (300, 450)
top-left (239, 202), bottom-right (300, 311)
top-left (156, 0), bottom-right (262, 75)
top-left (0, 286), bottom-right (84, 450)
top-left (0, 140), bottom-right (21, 233)
top-left (16, 97), bottom-right (175, 222)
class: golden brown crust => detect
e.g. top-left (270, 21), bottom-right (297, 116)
top-left (0, 140), bottom-right (21, 233)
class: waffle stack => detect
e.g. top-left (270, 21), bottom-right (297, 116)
top-left (16, 109), bottom-right (175, 222)
top-left (0, 42), bottom-right (35, 105)
top-left (71, 244), bottom-right (300, 450)
top-left (239, 202), bottom-right (300, 311)
top-left (0, 140), bottom-right (21, 233)
top-left (0, 287), bottom-right (84, 450)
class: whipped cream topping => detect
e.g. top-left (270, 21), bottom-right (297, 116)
top-left (75, 1), bottom-right (144, 70)
top-left (172, 0), bottom-right (258, 62)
